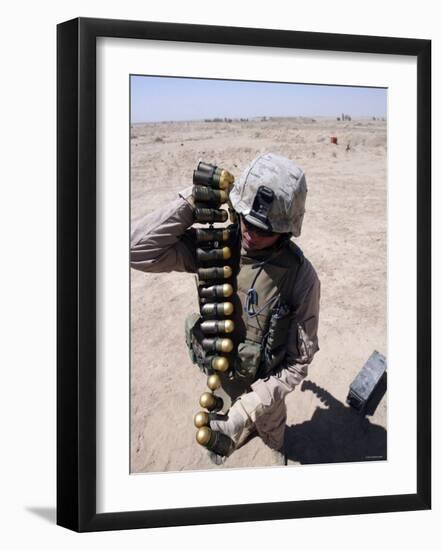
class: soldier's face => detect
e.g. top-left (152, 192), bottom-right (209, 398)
top-left (240, 217), bottom-right (281, 251)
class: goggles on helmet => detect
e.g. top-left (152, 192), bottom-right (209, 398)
top-left (240, 215), bottom-right (276, 237)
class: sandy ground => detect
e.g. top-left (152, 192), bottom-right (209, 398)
top-left (130, 117), bottom-right (387, 473)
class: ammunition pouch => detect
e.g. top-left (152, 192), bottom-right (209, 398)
top-left (186, 300), bottom-right (294, 381)
top-left (186, 312), bottom-right (235, 375)
top-left (235, 340), bottom-right (262, 380)
top-left (260, 302), bottom-right (293, 378)
top-left (185, 313), bottom-right (262, 381)
top-left (185, 313), bottom-right (210, 374)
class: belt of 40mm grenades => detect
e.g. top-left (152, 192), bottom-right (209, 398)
top-left (191, 161), bottom-right (240, 454)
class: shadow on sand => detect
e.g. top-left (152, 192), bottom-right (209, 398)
top-left (285, 378), bottom-right (387, 464)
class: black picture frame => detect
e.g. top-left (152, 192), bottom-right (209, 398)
top-left (57, 17), bottom-right (431, 532)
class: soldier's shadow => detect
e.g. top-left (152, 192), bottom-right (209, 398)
top-left (285, 379), bottom-right (387, 464)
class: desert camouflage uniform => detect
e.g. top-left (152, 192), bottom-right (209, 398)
top-left (131, 155), bottom-right (320, 451)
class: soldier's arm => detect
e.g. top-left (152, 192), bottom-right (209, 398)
top-left (251, 258), bottom-right (321, 406)
top-left (130, 187), bottom-right (197, 273)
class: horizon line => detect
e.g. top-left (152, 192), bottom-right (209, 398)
top-left (131, 114), bottom-right (387, 125)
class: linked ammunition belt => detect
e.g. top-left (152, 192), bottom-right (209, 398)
top-left (189, 161), bottom-right (240, 453)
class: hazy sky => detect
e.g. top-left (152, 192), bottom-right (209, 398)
top-left (130, 75), bottom-right (387, 124)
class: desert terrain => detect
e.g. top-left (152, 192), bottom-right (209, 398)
top-left (130, 116), bottom-right (387, 473)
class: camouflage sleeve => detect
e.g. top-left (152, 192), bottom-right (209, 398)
top-left (130, 187), bottom-right (197, 273)
top-left (251, 257), bottom-right (320, 405)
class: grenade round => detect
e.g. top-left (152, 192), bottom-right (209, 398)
top-left (200, 320), bottom-right (235, 334)
top-left (192, 186), bottom-right (228, 205)
top-left (199, 283), bottom-right (233, 299)
top-left (210, 356), bottom-right (230, 372)
top-left (199, 392), bottom-right (224, 411)
top-left (207, 374), bottom-right (222, 391)
top-left (197, 162), bottom-right (234, 186)
top-left (213, 169), bottom-right (235, 188)
top-left (196, 161), bottom-right (216, 174)
top-left (201, 302), bottom-right (234, 318)
top-left (196, 426), bottom-right (213, 446)
top-left (197, 266), bottom-right (232, 281)
top-left (195, 228), bottom-right (231, 243)
top-left (194, 411), bottom-right (210, 428)
top-left (195, 427), bottom-right (235, 457)
top-left (193, 169), bottom-right (214, 187)
top-left (201, 338), bottom-right (234, 353)
top-left (196, 247), bottom-right (231, 262)
top-left (194, 208), bottom-right (228, 223)
top-left (193, 170), bottom-right (232, 190)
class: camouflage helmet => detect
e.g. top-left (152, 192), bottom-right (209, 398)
top-left (229, 153), bottom-right (308, 237)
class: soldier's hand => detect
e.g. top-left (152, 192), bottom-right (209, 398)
top-left (209, 391), bottom-right (262, 447)
top-left (210, 402), bottom-right (248, 445)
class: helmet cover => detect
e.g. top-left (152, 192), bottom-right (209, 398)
top-left (230, 153), bottom-right (307, 236)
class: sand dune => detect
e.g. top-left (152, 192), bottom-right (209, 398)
top-left (130, 117), bottom-right (387, 473)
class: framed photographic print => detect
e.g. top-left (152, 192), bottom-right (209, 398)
top-left (57, 17), bottom-right (431, 532)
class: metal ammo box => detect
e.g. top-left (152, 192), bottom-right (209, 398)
top-left (346, 350), bottom-right (387, 412)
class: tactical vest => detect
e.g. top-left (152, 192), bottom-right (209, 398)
top-left (234, 239), bottom-right (304, 380)
top-left (185, 235), bottom-right (304, 391)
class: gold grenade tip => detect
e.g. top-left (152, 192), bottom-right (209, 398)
top-left (207, 374), bottom-right (221, 391)
top-left (223, 266), bottom-right (233, 279)
top-left (196, 426), bottom-right (212, 446)
top-left (219, 190), bottom-right (229, 203)
top-left (223, 302), bottom-right (234, 316)
top-left (220, 170), bottom-right (235, 185)
top-left (222, 284), bottom-right (233, 297)
top-left (222, 229), bottom-right (230, 241)
top-left (217, 172), bottom-right (230, 190)
top-left (223, 319), bottom-right (235, 333)
top-left (200, 392), bottom-right (216, 409)
top-left (222, 247), bottom-right (231, 260)
top-left (212, 356), bottom-right (229, 372)
top-left (220, 338), bottom-right (234, 353)
top-left (194, 411), bottom-right (210, 428)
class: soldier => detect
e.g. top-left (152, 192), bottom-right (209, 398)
top-left (131, 153), bottom-right (320, 465)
